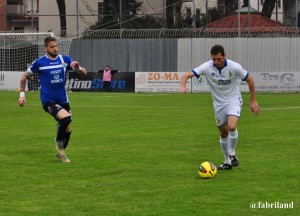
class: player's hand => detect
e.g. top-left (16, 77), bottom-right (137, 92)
top-left (250, 101), bottom-right (260, 115)
top-left (18, 97), bottom-right (26, 107)
top-left (70, 61), bottom-right (80, 70)
top-left (179, 86), bottom-right (186, 93)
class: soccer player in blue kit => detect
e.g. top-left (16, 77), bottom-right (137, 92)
top-left (18, 36), bottom-right (87, 162)
top-left (180, 45), bottom-right (260, 170)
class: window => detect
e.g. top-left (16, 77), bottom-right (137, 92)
top-left (186, 8), bottom-right (191, 18)
top-left (13, 26), bottom-right (24, 31)
top-left (7, 0), bottom-right (22, 5)
top-left (98, 2), bottom-right (103, 15)
top-left (98, 2), bottom-right (104, 23)
top-left (196, 9), bottom-right (200, 17)
top-left (277, 0), bottom-right (281, 9)
top-left (261, 0), bottom-right (281, 7)
top-left (175, 6), bottom-right (181, 26)
top-left (36, 0), bottom-right (39, 13)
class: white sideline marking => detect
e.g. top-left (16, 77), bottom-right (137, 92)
top-left (17, 103), bottom-right (300, 111)
top-left (262, 107), bottom-right (300, 111)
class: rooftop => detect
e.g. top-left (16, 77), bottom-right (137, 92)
top-left (207, 9), bottom-right (286, 29)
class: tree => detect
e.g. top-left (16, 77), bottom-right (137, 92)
top-left (92, 0), bottom-right (162, 29)
top-left (208, 8), bottom-right (222, 24)
top-left (261, 0), bottom-right (277, 18)
top-left (225, 0), bottom-right (238, 16)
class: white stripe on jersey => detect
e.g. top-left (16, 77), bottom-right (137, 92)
top-left (39, 64), bottom-right (64, 70)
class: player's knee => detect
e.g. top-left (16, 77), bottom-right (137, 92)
top-left (227, 125), bottom-right (237, 132)
top-left (219, 127), bottom-right (228, 138)
top-left (66, 124), bottom-right (72, 133)
top-left (220, 131), bottom-right (228, 138)
top-left (58, 115), bottom-right (72, 130)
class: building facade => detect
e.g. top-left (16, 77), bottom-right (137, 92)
top-left (0, 0), bottom-right (39, 32)
top-left (1, 0), bottom-right (298, 36)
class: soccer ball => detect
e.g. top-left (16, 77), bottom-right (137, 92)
top-left (198, 161), bottom-right (217, 179)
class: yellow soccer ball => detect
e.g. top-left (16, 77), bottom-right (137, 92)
top-left (198, 161), bottom-right (217, 179)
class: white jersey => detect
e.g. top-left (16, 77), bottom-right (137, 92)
top-left (192, 59), bottom-right (248, 106)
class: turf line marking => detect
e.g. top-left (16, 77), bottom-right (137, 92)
top-left (10, 102), bottom-right (300, 111)
top-left (262, 107), bottom-right (300, 111)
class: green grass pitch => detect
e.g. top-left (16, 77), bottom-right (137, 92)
top-left (0, 91), bottom-right (299, 216)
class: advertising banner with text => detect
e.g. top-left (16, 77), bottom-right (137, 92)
top-left (0, 72), bottom-right (22, 91)
top-left (135, 72), bottom-right (191, 93)
top-left (68, 72), bottom-right (135, 92)
top-left (1, 71), bottom-right (300, 93)
top-left (192, 72), bottom-right (300, 93)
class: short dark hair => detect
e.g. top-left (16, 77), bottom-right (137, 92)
top-left (44, 36), bottom-right (57, 47)
top-left (210, 45), bottom-right (225, 56)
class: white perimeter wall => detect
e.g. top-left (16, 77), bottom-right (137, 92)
top-left (177, 38), bottom-right (300, 73)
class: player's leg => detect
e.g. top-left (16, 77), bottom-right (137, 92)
top-left (60, 104), bottom-right (72, 149)
top-left (215, 105), bottom-right (232, 170)
top-left (218, 124), bottom-right (232, 170)
top-left (108, 81), bottom-right (112, 92)
top-left (56, 109), bottom-right (72, 146)
top-left (43, 102), bottom-right (72, 162)
top-left (103, 81), bottom-right (108, 92)
top-left (227, 116), bottom-right (238, 153)
top-left (55, 109), bottom-right (71, 162)
top-left (227, 101), bottom-right (242, 166)
top-left (227, 116), bottom-right (239, 166)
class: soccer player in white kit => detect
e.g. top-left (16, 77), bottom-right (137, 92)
top-left (180, 45), bottom-right (260, 170)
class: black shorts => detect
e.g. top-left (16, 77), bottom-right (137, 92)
top-left (43, 102), bottom-right (71, 120)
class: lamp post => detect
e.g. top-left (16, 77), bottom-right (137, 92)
top-left (4, 0), bottom-right (7, 31)
top-left (238, 0), bottom-right (240, 37)
top-left (248, 0), bottom-right (250, 36)
top-left (31, 0), bottom-right (34, 32)
top-left (193, 0), bottom-right (196, 28)
top-left (76, 0), bottom-right (79, 38)
top-left (119, 0), bottom-right (122, 29)
top-left (296, 0), bottom-right (299, 27)
top-left (206, 0), bottom-right (208, 25)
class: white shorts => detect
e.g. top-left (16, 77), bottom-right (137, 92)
top-left (214, 100), bottom-right (242, 127)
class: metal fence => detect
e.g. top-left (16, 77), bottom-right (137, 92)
top-left (2, 28), bottom-right (300, 73)
top-left (3, 27), bottom-right (300, 39)
top-left (82, 27), bottom-right (300, 39)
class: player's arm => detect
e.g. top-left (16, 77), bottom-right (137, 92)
top-left (245, 75), bottom-right (260, 115)
top-left (179, 71), bottom-right (195, 93)
top-left (70, 61), bottom-right (87, 76)
top-left (18, 71), bottom-right (31, 107)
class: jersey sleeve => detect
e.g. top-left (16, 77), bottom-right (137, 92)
top-left (235, 63), bottom-right (249, 81)
top-left (192, 62), bottom-right (209, 78)
top-left (27, 60), bottom-right (39, 74)
top-left (62, 55), bottom-right (74, 71)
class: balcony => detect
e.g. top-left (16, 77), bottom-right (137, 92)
top-left (6, 5), bottom-right (26, 15)
top-left (6, 4), bottom-right (38, 16)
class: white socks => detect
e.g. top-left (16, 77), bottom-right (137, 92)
top-left (219, 129), bottom-right (238, 164)
top-left (228, 129), bottom-right (238, 156)
top-left (219, 137), bottom-right (230, 164)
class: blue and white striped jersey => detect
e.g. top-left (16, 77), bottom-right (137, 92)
top-left (27, 54), bottom-right (73, 106)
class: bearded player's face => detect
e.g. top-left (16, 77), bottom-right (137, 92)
top-left (211, 52), bottom-right (226, 69)
top-left (45, 41), bottom-right (58, 58)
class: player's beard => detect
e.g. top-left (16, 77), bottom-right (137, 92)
top-left (48, 51), bottom-right (58, 58)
